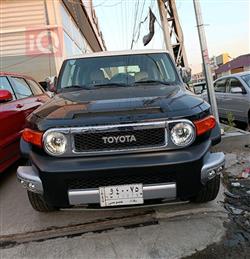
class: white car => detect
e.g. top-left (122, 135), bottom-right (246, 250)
top-left (203, 72), bottom-right (250, 129)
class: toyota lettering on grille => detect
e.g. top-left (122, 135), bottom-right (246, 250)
top-left (102, 135), bottom-right (137, 144)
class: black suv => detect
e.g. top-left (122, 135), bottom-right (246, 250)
top-left (17, 50), bottom-right (225, 212)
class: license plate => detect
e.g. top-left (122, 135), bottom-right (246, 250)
top-left (99, 184), bottom-right (144, 207)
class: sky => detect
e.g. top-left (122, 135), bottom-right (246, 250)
top-left (93, 0), bottom-right (250, 73)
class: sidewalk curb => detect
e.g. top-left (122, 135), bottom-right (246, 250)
top-left (213, 129), bottom-right (250, 153)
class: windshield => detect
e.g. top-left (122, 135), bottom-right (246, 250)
top-left (241, 74), bottom-right (250, 88)
top-left (57, 53), bottom-right (180, 90)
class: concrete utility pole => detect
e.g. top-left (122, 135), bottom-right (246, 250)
top-left (193, 0), bottom-right (219, 122)
top-left (157, 0), bottom-right (175, 60)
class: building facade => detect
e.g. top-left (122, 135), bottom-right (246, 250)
top-left (215, 54), bottom-right (250, 78)
top-left (191, 71), bottom-right (205, 84)
top-left (0, 0), bottom-right (106, 82)
top-left (191, 53), bottom-right (232, 83)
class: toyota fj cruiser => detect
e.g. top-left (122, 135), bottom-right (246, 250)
top-left (17, 50), bottom-right (225, 212)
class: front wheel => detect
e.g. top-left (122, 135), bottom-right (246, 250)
top-left (192, 175), bottom-right (220, 203)
top-left (27, 191), bottom-right (57, 212)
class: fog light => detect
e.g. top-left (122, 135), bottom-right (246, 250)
top-left (28, 182), bottom-right (35, 190)
top-left (217, 166), bottom-right (224, 173)
top-left (208, 170), bottom-right (216, 179)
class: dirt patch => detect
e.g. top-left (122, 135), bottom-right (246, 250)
top-left (184, 151), bottom-right (250, 259)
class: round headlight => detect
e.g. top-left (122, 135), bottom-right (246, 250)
top-left (43, 132), bottom-right (67, 155)
top-left (171, 122), bottom-right (195, 147)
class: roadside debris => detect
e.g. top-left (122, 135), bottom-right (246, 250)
top-left (224, 204), bottom-right (244, 215)
top-left (224, 190), bottom-right (240, 199)
top-left (239, 168), bottom-right (250, 179)
top-left (185, 151), bottom-right (250, 259)
top-left (231, 182), bottom-right (241, 187)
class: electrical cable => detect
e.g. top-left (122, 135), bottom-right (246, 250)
top-left (134, 14), bottom-right (148, 44)
top-left (133, 0), bottom-right (147, 45)
top-left (130, 0), bottom-right (140, 49)
top-left (68, 0), bottom-right (122, 8)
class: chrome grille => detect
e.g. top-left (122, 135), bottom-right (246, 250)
top-left (71, 121), bottom-right (167, 154)
top-left (73, 128), bottom-right (166, 152)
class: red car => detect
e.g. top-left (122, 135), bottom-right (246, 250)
top-left (0, 72), bottom-right (50, 173)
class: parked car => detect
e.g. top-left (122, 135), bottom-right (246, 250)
top-left (0, 72), bottom-right (50, 173)
top-left (17, 50), bottom-right (224, 212)
top-left (202, 72), bottom-right (250, 129)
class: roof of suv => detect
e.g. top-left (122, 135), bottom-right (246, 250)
top-left (67, 49), bottom-right (169, 60)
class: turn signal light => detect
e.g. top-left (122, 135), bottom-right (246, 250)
top-left (194, 115), bottom-right (216, 136)
top-left (22, 128), bottom-right (43, 147)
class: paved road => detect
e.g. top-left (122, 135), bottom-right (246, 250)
top-left (0, 161), bottom-right (227, 259)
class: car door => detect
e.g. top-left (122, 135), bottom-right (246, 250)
top-left (224, 77), bottom-right (249, 123)
top-left (213, 78), bottom-right (228, 119)
top-left (0, 76), bottom-right (24, 171)
top-left (9, 76), bottom-right (42, 120)
top-left (26, 78), bottom-right (50, 105)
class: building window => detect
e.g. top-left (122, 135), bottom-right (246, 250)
top-left (60, 3), bottom-right (92, 56)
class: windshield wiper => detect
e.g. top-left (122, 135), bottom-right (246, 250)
top-left (93, 83), bottom-right (132, 88)
top-left (134, 80), bottom-right (171, 86)
top-left (60, 85), bottom-right (93, 91)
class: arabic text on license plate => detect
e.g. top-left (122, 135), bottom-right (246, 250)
top-left (99, 184), bottom-right (143, 207)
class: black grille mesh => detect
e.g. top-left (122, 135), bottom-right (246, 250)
top-left (67, 172), bottom-right (174, 189)
top-left (73, 128), bottom-right (165, 152)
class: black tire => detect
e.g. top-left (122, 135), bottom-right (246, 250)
top-left (192, 175), bottom-right (220, 203)
top-left (27, 191), bottom-right (56, 212)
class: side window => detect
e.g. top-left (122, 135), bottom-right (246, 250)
top-left (26, 79), bottom-right (44, 95)
top-left (214, 79), bottom-right (227, 93)
top-left (228, 78), bottom-right (244, 93)
top-left (11, 77), bottom-right (33, 99)
top-left (0, 76), bottom-right (15, 99)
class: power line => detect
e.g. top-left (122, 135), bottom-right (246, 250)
top-left (94, 1), bottom-right (122, 8)
top-left (131, 0), bottom-right (159, 49)
top-left (133, 0), bottom-right (147, 42)
top-left (130, 0), bottom-right (140, 49)
top-left (124, 0), bottom-right (128, 49)
top-left (150, 0), bottom-right (156, 12)
top-left (68, 0), bottom-right (122, 8)
top-left (120, 0), bottom-right (125, 49)
top-left (132, 0), bottom-right (159, 49)
top-left (133, 14), bottom-right (148, 45)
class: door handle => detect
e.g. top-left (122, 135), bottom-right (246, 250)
top-left (16, 104), bottom-right (24, 108)
top-left (36, 97), bottom-right (42, 102)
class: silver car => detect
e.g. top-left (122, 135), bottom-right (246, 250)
top-left (203, 72), bottom-right (250, 129)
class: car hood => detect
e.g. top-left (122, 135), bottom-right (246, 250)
top-left (30, 85), bottom-right (209, 130)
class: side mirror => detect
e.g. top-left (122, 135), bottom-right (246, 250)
top-left (179, 67), bottom-right (192, 84)
top-left (0, 90), bottom-right (13, 103)
top-left (231, 87), bottom-right (243, 94)
top-left (45, 76), bottom-right (57, 93)
top-left (193, 87), bottom-right (203, 95)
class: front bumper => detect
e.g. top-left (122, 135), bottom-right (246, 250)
top-left (17, 140), bottom-right (225, 207)
top-left (68, 183), bottom-right (177, 205)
